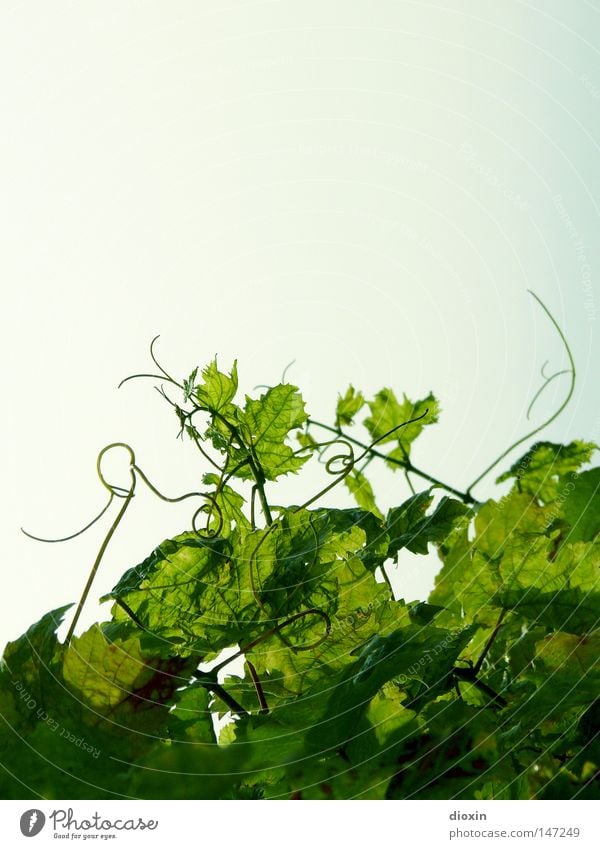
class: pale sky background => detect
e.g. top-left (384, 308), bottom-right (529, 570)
top-left (1, 1), bottom-right (598, 649)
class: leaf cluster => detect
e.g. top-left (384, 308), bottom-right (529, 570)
top-left (2, 358), bottom-right (598, 800)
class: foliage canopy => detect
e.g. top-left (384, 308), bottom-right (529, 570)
top-left (2, 335), bottom-right (598, 800)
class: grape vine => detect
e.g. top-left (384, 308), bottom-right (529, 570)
top-left (2, 296), bottom-right (598, 800)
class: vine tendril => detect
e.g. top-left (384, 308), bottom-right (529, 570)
top-left (525, 360), bottom-right (572, 421)
top-left (23, 440), bottom-right (223, 644)
top-left (296, 412), bottom-right (429, 513)
top-left (21, 496), bottom-right (115, 543)
top-left (306, 416), bottom-right (474, 503)
top-left (465, 291), bottom-right (576, 499)
top-left (65, 447), bottom-right (136, 644)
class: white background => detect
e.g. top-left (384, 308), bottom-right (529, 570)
top-left (1, 1), bottom-right (598, 648)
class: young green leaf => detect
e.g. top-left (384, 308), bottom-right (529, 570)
top-left (364, 388), bottom-right (440, 459)
top-left (195, 358), bottom-right (239, 413)
top-left (495, 440), bottom-right (597, 503)
top-left (344, 468), bottom-right (384, 519)
top-left (235, 383), bottom-right (309, 480)
top-left (336, 385), bottom-right (365, 427)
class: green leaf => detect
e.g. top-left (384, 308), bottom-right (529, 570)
top-left (7, 352), bottom-right (599, 801)
top-left (194, 358), bottom-right (238, 413)
top-left (103, 533), bottom-right (260, 657)
top-left (430, 490), bottom-right (600, 633)
top-left (364, 388), bottom-right (439, 456)
top-left (506, 631), bottom-right (600, 733)
top-left (563, 468), bottom-right (600, 543)
top-left (500, 539), bottom-right (600, 633)
top-left (343, 469), bottom-right (383, 519)
top-left (496, 440), bottom-right (597, 503)
top-left (202, 472), bottom-right (251, 533)
top-left (296, 430), bottom-right (319, 452)
top-left (0, 606), bottom-right (71, 730)
top-left (351, 622), bottom-right (476, 693)
top-left (388, 698), bottom-right (505, 800)
top-left (249, 508), bottom-right (386, 629)
top-left (0, 605), bottom-right (71, 690)
top-left (168, 684), bottom-right (217, 744)
top-left (236, 383), bottom-right (309, 480)
top-left (62, 625), bottom-right (157, 712)
top-left (387, 489), bottom-right (432, 547)
top-left (336, 385), bottom-right (365, 427)
top-left (472, 492), bottom-right (553, 560)
top-left (387, 490), bottom-right (471, 556)
top-left (320, 507), bottom-right (390, 574)
top-left (0, 608), bottom-right (199, 800)
top-left (182, 367), bottom-right (198, 402)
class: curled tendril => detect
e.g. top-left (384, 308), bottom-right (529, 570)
top-left (20, 444), bottom-right (139, 544)
top-left (23, 440), bottom-right (223, 644)
top-left (324, 441), bottom-right (355, 476)
top-left (192, 496), bottom-right (224, 539)
top-left (526, 359), bottom-right (572, 420)
top-left (293, 412), bottom-right (428, 514)
top-left (120, 339), bottom-right (275, 525)
top-left (58, 445), bottom-right (138, 644)
top-left (466, 290), bottom-right (576, 498)
top-left (131, 462), bottom-right (207, 507)
top-left (96, 442), bottom-right (136, 495)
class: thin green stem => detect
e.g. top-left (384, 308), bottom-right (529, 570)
top-left (246, 660), bottom-right (269, 714)
top-left (473, 608), bottom-right (508, 676)
top-left (210, 608), bottom-right (331, 676)
top-left (65, 474), bottom-right (135, 644)
top-left (193, 404), bottom-right (273, 526)
top-left (379, 563), bottom-right (394, 594)
top-left (22, 494), bottom-right (115, 543)
top-left (307, 419), bottom-right (474, 504)
top-left (465, 291), bottom-right (576, 500)
top-left (205, 682), bottom-right (249, 718)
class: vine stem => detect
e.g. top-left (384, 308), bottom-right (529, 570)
top-left (306, 419), bottom-right (475, 504)
top-left (464, 290), bottom-right (576, 500)
top-left (473, 607), bottom-right (508, 675)
top-left (192, 404), bottom-right (274, 526)
top-left (65, 447), bottom-right (136, 644)
top-left (121, 340), bottom-right (274, 523)
top-left (209, 608), bottom-right (331, 677)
